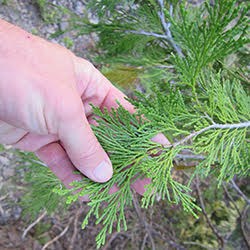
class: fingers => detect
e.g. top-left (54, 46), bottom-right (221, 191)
top-left (99, 85), bottom-right (135, 113)
top-left (131, 177), bottom-right (151, 195)
top-left (13, 133), bottom-right (58, 152)
top-left (73, 57), bottom-right (135, 115)
top-left (36, 142), bottom-right (89, 201)
top-left (37, 143), bottom-right (90, 202)
top-left (151, 133), bottom-right (171, 146)
top-left (0, 120), bottom-right (58, 152)
top-left (58, 100), bottom-right (113, 183)
top-left (133, 134), bottom-right (170, 195)
top-left (0, 120), bottom-right (27, 144)
top-left (36, 142), bottom-right (81, 186)
top-left (131, 134), bottom-right (170, 195)
top-left (72, 57), bottom-right (170, 194)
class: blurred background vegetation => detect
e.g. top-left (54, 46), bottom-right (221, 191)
top-left (0, 1), bottom-right (249, 249)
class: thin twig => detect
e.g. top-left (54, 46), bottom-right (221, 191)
top-left (203, 113), bottom-right (216, 125)
top-left (102, 232), bottom-right (128, 250)
top-left (152, 222), bottom-right (186, 249)
top-left (175, 153), bottom-right (206, 160)
top-left (230, 179), bottom-right (250, 246)
top-left (183, 241), bottom-right (213, 250)
top-left (223, 184), bottom-right (241, 217)
top-left (22, 211), bottom-right (47, 239)
top-left (222, 183), bottom-right (241, 216)
top-left (102, 232), bottom-right (120, 250)
top-left (41, 217), bottom-right (73, 250)
top-left (69, 207), bottom-right (83, 250)
top-left (126, 30), bottom-right (168, 39)
top-left (168, 121), bottom-right (250, 148)
top-left (155, 64), bottom-right (175, 69)
top-left (0, 194), bottom-right (8, 202)
top-left (0, 195), bottom-right (8, 214)
top-left (127, 1), bottom-right (184, 56)
top-left (195, 176), bottom-right (225, 249)
top-left (157, 0), bottom-right (184, 57)
top-left (230, 179), bottom-right (250, 205)
top-left (132, 193), bottom-right (156, 250)
top-left (240, 205), bottom-right (250, 248)
top-left (30, 159), bottom-right (48, 167)
top-left (141, 233), bottom-right (148, 250)
top-left (0, 205), bottom-right (4, 214)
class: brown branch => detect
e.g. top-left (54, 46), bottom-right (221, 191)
top-left (240, 205), bottom-right (250, 249)
top-left (69, 207), bottom-right (83, 250)
top-left (183, 241), bottom-right (213, 250)
top-left (132, 193), bottom-right (156, 250)
top-left (0, 194), bottom-right (8, 202)
top-left (230, 179), bottom-right (250, 205)
top-left (102, 232), bottom-right (121, 250)
top-left (195, 176), bottom-right (225, 249)
top-left (152, 222), bottom-right (185, 249)
top-left (222, 183), bottom-right (241, 216)
top-left (0, 195), bottom-right (7, 215)
top-left (22, 211), bottom-right (47, 239)
top-left (141, 233), bottom-right (148, 250)
top-left (41, 217), bottom-right (73, 250)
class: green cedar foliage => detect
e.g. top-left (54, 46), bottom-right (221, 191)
top-left (18, 152), bottom-right (67, 219)
top-left (21, 0), bottom-right (249, 248)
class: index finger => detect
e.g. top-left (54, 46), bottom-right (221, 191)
top-left (74, 57), bottom-right (135, 115)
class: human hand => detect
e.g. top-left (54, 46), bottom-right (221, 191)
top-left (0, 20), bottom-right (169, 197)
top-left (0, 20), bottom-right (130, 185)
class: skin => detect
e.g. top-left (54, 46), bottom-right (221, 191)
top-left (0, 19), bottom-right (168, 198)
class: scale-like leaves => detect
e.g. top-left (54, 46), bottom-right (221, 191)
top-left (18, 0), bottom-right (250, 248)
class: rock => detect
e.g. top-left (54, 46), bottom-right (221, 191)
top-left (0, 176), bottom-right (3, 189)
top-left (59, 21), bottom-right (68, 30)
top-left (3, 167), bottom-right (14, 179)
top-left (0, 156), bottom-right (10, 166)
top-left (12, 206), bottom-right (22, 220)
top-left (75, 2), bottom-right (85, 15)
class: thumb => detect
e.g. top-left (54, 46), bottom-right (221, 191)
top-left (57, 101), bottom-right (113, 183)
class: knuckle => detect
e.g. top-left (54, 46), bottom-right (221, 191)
top-left (82, 59), bottom-right (95, 72)
top-left (74, 56), bottom-right (95, 80)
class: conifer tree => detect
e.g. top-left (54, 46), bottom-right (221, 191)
top-left (19, 0), bottom-right (249, 247)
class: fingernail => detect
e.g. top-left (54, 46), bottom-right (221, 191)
top-left (93, 160), bottom-right (113, 182)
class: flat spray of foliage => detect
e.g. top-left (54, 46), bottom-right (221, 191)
top-left (20, 0), bottom-right (249, 248)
